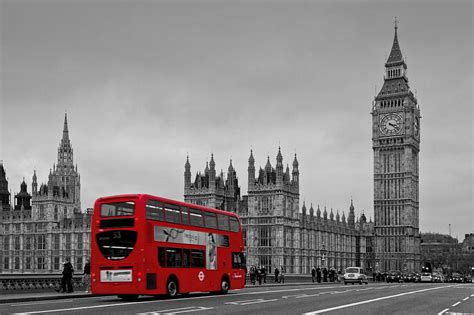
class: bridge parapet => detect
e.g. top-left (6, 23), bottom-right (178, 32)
top-left (0, 274), bottom-right (85, 292)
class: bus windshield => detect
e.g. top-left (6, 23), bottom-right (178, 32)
top-left (96, 230), bottom-right (137, 260)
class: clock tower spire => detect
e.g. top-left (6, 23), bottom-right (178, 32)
top-left (372, 21), bottom-right (421, 273)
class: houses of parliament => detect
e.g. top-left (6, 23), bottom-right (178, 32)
top-left (0, 114), bottom-right (91, 273)
top-left (0, 24), bottom-right (420, 274)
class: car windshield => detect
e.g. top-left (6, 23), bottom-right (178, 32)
top-left (422, 272), bottom-right (431, 276)
top-left (345, 268), bottom-right (359, 273)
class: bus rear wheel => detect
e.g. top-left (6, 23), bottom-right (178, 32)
top-left (167, 279), bottom-right (178, 298)
top-left (220, 278), bottom-right (230, 294)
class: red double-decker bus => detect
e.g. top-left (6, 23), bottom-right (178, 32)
top-left (90, 194), bottom-right (246, 300)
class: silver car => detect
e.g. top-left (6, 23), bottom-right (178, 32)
top-left (343, 267), bottom-right (369, 285)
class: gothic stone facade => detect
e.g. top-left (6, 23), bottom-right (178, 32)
top-left (184, 148), bottom-right (374, 274)
top-left (0, 114), bottom-right (91, 274)
top-left (372, 24), bottom-right (421, 273)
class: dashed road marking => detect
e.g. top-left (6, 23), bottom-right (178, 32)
top-left (438, 308), bottom-right (449, 315)
top-left (11, 300), bottom-right (74, 307)
top-left (451, 301), bottom-right (460, 307)
top-left (137, 306), bottom-right (214, 315)
top-left (225, 298), bottom-right (278, 306)
top-left (462, 297), bottom-right (469, 301)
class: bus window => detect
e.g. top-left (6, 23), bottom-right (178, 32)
top-left (158, 247), bottom-right (165, 267)
top-left (181, 207), bottom-right (190, 225)
top-left (166, 248), bottom-right (182, 267)
top-left (100, 202), bottom-right (134, 217)
top-left (190, 209), bottom-right (203, 227)
top-left (96, 230), bottom-right (137, 260)
top-left (146, 200), bottom-right (164, 221)
top-left (229, 217), bottom-right (240, 232)
top-left (204, 211), bottom-right (217, 229)
top-left (191, 249), bottom-right (205, 268)
top-left (183, 249), bottom-right (190, 267)
top-left (164, 204), bottom-right (181, 224)
top-left (217, 214), bottom-right (230, 231)
top-left (232, 252), bottom-right (246, 269)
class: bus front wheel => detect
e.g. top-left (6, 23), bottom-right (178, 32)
top-left (167, 278), bottom-right (178, 298)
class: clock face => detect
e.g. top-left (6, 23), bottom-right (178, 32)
top-left (380, 113), bottom-right (402, 135)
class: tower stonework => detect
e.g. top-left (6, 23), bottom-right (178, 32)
top-left (372, 23), bottom-right (421, 273)
top-left (184, 154), bottom-right (241, 212)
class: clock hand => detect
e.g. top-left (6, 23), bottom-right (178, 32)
top-left (388, 122), bottom-right (397, 128)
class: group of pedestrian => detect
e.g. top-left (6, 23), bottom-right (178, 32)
top-left (311, 266), bottom-right (340, 283)
top-left (55, 258), bottom-right (90, 293)
top-left (248, 265), bottom-right (267, 285)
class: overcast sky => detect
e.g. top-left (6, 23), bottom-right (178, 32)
top-left (0, 0), bottom-right (472, 239)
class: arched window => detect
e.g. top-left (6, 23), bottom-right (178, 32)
top-left (54, 206), bottom-right (58, 221)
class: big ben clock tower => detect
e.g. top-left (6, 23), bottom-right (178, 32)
top-left (372, 21), bottom-right (421, 273)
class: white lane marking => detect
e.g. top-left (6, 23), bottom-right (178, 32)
top-left (303, 286), bottom-right (454, 315)
top-left (137, 306), bottom-right (214, 314)
top-left (11, 300), bottom-right (73, 307)
top-left (462, 297), bottom-right (469, 301)
top-left (225, 298), bottom-right (278, 306)
top-left (14, 284), bottom-right (391, 314)
top-left (451, 301), bottom-right (461, 307)
top-left (438, 308), bottom-right (449, 315)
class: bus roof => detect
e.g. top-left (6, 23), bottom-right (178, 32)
top-left (94, 194), bottom-right (240, 218)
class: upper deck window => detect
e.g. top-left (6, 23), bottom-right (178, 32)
top-left (229, 217), bottom-right (240, 232)
top-left (100, 202), bottom-right (134, 217)
top-left (146, 200), bottom-right (164, 221)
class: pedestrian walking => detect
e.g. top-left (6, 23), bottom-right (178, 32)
top-left (280, 266), bottom-right (285, 284)
top-left (261, 266), bottom-right (267, 284)
top-left (274, 267), bottom-right (280, 283)
top-left (56, 258), bottom-right (74, 293)
top-left (311, 267), bottom-right (316, 283)
top-left (257, 266), bottom-right (262, 285)
top-left (316, 267), bottom-right (321, 283)
top-left (323, 267), bottom-right (328, 282)
top-left (83, 259), bottom-right (91, 293)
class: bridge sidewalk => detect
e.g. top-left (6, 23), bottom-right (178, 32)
top-left (1, 281), bottom-right (345, 304)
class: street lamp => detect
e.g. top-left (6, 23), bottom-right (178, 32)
top-left (321, 244), bottom-right (327, 269)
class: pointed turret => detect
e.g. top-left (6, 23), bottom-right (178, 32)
top-left (342, 211), bottom-right (346, 223)
top-left (276, 147), bottom-right (284, 186)
top-left (330, 208), bottom-right (334, 221)
top-left (309, 203), bottom-right (314, 217)
top-left (348, 199), bottom-right (355, 227)
top-left (184, 156), bottom-right (191, 191)
top-left (386, 20), bottom-right (403, 65)
top-left (336, 210), bottom-right (340, 222)
top-left (292, 154), bottom-right (299, 185)
top-left (32, 170), bottom-right (38, 194)
top-left (316, 204), bottom-right (321, 218)
top-left (0, 161), bottom-right (11, 210)
top-left (323, 206), bottom-right (327, 220)
top-left (209, 154), bottom-right (216, 192)
top-left (302, 201), bottom-right (307, 215)
top-left (248, 150), bottom-right (255, 191)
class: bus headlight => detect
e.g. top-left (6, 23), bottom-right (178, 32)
top-left (137, 278), bottom-right (141, 282)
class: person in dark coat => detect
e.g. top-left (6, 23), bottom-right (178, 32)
top-left (311, 267), bottom-right (316, 283)
top-left (274, 267), bottom-right (280, 283)
top-left (323, 267), bottom-right (328, 282)
top-left (83, 259), bottom-right (91, 292)
top-left (316, 267), bottom-right (322, 283)
top-left (62, 258), bottom-right (74, 293)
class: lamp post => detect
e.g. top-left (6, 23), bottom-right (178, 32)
top-left (321, 244), bottom-right (327, 269)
